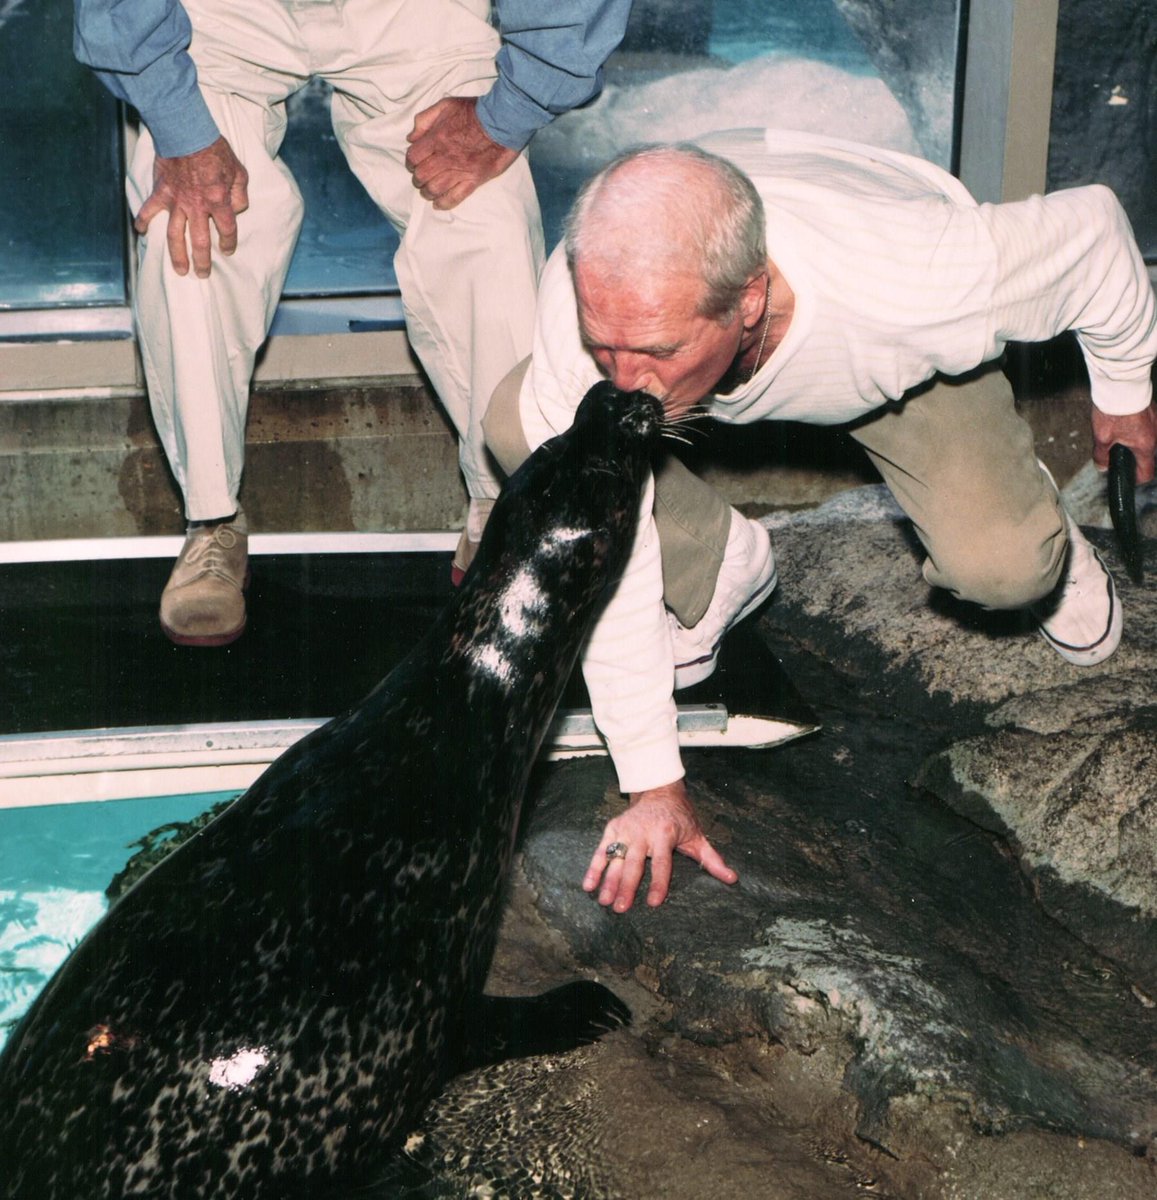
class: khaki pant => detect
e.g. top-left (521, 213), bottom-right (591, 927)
top-left (129, 0), bottom-right (544, 520)
top-left (484, 359), bottom-right (1068, 622)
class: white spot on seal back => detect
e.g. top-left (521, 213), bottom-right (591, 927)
top-left (208, 1045), bottom-right (272, 1091)
top-left (470, 565), bottom-right (551, 683)
top-left (498, 566), bottom-right (545, 638)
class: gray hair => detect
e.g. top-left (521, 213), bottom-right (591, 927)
top-left (563, 143), bottom-right (767, 321)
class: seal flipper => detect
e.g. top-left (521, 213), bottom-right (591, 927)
top-left (457, 981), bottom-right (631, 1071)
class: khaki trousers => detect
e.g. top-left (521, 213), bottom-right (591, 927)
top-left (485, 359), bottom-right (1068, 621)
top-left (129, 0), bottom-right (544, 521)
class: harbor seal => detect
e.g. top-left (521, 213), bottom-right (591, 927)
top-left (0, 381), bottom-right (660, 1199)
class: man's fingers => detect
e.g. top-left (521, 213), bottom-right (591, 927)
top-left (691, 839), bottom-right (739, 886)
top-left (418, 175), bottom-right (478, 209)
top-left (165, 209), bottom-right (190, 276)
top-left (583, 844), bottom-right (610, 892)
top-left (214, 206), bottom-right (240, 257)
top-left (404, 138), bottom-right (432, 174)
top-left (134, 193), bottom-right (164, 236)
top-left (414, 164), bottom-right (456, 202)
top-left (187, 214), bottom-right (215, 279)
top-left (608, 853), bottom-right (647, 913)
top-left (406, 100), bottom-right (445, 144)
top-left (229, 170), bottom-right (250, 218)
top-left (432, 179), bottom-right (478, 210)
top-left (644, 847), bottom-right (674, 908)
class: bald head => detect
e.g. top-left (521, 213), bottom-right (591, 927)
top-left (563, 143), bottom-right (768, 321)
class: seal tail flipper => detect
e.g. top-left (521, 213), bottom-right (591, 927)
top-left (457, 981), bottom-right (631, 1072)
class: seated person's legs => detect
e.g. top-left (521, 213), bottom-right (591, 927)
top-left (130, 65), bottom-right (306, 644)
top-left (325, 8), bottom-right (544, 579)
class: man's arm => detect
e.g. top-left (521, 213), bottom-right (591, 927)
top-left (405, 0), bottom-right (632, 210)
top-left (517, 249), bottom-right (739, 912)
top-left (982, 185), bottom-right (1157, 480)
top-left (477, 0), bottom-right (634, 150)
top-left (74, 0), bottom-right (218, 158)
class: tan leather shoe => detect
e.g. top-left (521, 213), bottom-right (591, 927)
top-left (160, 511), bottom-right (249, 646)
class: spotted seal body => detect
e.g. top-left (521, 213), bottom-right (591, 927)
top-left (0, 382), bottom-right (660, 1199)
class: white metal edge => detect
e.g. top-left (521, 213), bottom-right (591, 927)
top-left (0, 531), bottom-right (459, 565)
top-left (0, 716), bottom-right (818, 810)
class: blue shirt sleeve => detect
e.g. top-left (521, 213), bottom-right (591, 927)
top-left (73, 0), bottom-right (219, 158)
top-left (477, 0), bottom-right (632, 151)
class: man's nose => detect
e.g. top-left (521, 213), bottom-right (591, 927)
top-left (607, 352), bottom-right (658, 395)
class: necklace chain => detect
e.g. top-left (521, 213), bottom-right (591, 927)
top-left (748, 274), bottom-right (772, 383)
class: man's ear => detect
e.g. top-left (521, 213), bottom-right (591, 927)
top-left (740, 271), bottom-right (768, 330)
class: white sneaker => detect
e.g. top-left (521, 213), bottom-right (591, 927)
top-left (451, 497), bottom-right (495, 587)
top-left (1034, 520), bottom-right (1122, 666)
top-left (669, 512), bottom-right (777, 689)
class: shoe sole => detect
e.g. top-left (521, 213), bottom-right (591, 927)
top-left (161, 617), bottom-right (248, 648)
top-left (674, 562), bottom-right (779, 689)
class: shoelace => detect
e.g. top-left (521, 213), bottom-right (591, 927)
top-left (181, 526), bottom-right (244, 583)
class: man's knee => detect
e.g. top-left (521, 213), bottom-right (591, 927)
top-left (924, 515), bottom-right (1068, 609)
top-left (481, 356), bottom-right (533, 477)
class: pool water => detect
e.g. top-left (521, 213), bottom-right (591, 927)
top-left (0, 791), bottom-right (241, 1049)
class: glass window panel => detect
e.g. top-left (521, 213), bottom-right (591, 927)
top-left (0, 1), bottom-right (968, 314)
top-left (280, 80), bottom-right (401, 297)
top-left (1046, 0), bottom-right (1156, 260)
top-left (529, 0), bottom-right (964, 251)
top-left (0, 0), bottom-right (125, 310)
top-left (277, 0), bottom-right (965, 296)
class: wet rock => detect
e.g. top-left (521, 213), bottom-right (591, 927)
top-left (512, 481), bottom-right (1157, 1191)
top-left (917, 714), bottom-right (1157, 1001)
top-left (758, 484), bottom-right (1157, 719)
top-left (520, 742), bottom-right (1157, 1164)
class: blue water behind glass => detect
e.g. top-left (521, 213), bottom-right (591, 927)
top-left (0, 791), bottom-right (240, 1049)
top-left (280, 0), bottom-right (880, 296)
top-left (0, 0), bottom-right (125, 309)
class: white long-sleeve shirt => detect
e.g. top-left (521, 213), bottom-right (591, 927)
top-left (518, 128), bottom-right (1157, 792)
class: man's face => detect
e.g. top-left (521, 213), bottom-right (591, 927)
top-left (574, 261), bottom-right (744, 418)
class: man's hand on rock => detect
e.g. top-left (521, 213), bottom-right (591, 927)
top-left (583, 779), bottom-right (739, 913)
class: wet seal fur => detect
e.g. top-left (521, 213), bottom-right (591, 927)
top-left (0, 382), bottom-right (660, 1199)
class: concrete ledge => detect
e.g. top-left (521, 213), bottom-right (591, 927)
top-left (0, 340), bottom-right (1096, 544)
top-left (0, 381), bottom-right (468, 541)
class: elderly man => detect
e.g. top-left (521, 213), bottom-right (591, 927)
top-left (484, 129), bottom-right (1157, 913)
top-left (74, 0), bottom-right (631, 644)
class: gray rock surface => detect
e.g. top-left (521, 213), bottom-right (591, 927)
top-left (499, 482), bottom-right (1157, 1196)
